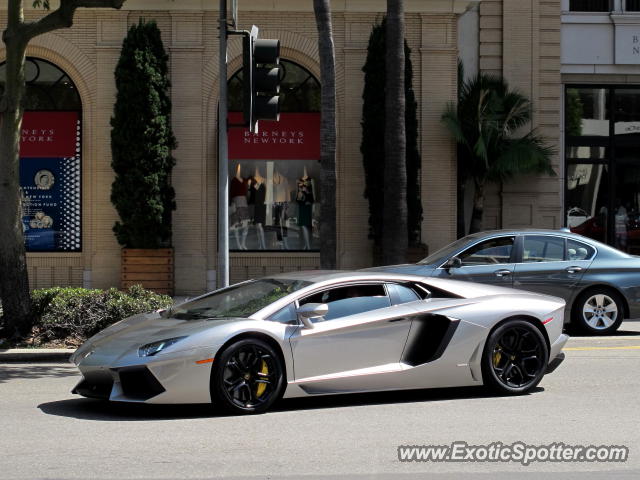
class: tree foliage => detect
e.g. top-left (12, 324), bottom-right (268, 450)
top-left (441, 72), bottom-right (555, 232)
top-left (361, 18), bottom-right (422, 249)
top-left (110, 19), bottom-right (176, 248)
top-left (0, 0), bottom-right (125, 340)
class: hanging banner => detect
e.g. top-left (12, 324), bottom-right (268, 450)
top-left (20, 112), bottom-right (81, 252)
top-left (228, 112), bottom-right (321, 160)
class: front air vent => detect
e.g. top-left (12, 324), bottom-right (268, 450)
top-left (117, 366), bottom-right (165, 400)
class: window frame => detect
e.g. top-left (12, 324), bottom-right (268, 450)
top-left (438, 235), bottom-right (517, 268)
top-left (295, 282), bottom-right (393, 323)
top-left (521, 235), bottom-right (567, 263)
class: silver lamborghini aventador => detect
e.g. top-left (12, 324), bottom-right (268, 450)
top-left (70, 271), bottom-right (569, 414)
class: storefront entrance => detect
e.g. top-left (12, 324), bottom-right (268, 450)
top-left (565, 85), bottom-right (640, 254)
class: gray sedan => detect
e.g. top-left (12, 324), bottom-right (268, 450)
top-left (372, 229), bottom-right (640, 335)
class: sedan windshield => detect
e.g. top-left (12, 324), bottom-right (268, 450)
top-left (418, 235), bottom-right (482, 265)
top-left (168, 278), bottom-right (312, 320)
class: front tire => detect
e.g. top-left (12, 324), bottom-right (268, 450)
top-left (572, 289), bottom-right (624, 335)
top-left (211, 338), bottom-right (285, 414)
top-left (481, 320), bottom-right (549, 395)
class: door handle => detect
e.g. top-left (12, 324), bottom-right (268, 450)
top-left (566, 266), bottom-right (583, 274)
top-left (388, 317), bottom-right (407, 323)
top-left (494, 269), bottom-right (512, 277)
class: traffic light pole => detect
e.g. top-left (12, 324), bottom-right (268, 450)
top-left (217, 0), bottom-right (230, 288)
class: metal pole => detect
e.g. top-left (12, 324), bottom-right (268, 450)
top-left (218, 0), bottom-right (229, 288)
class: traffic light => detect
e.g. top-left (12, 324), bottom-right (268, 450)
top-left (242, 27), bottom-right (280, 133)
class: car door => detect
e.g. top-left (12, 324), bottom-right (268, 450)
top-left (434, 235), bottom-right (517, 287)
top-left (513, 235), bottom-right (593, 298)
top-left (288, 283), bottom-right (414, 383)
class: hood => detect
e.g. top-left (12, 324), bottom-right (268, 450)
top-left (73, 311), bottom-right (248, 363)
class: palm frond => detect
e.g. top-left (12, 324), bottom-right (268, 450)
top-left (441, 103), bottom-right (469, 147)
top-left (489, 133), bottom-right (556, 182)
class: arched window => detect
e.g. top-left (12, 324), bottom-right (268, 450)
top-left (0, 58), bottom-right (82, 252)
top-left (228, 59), bottom-right (320, 113)
top-left (226, 60), bottom-right (322, 252)
top-left (0, 57), bottom-right (81, 110)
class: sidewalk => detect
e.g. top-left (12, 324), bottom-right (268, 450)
top-left (0, 296), bottom-right (195, 363)
top-left (0, 348), bottom-right (74, 362)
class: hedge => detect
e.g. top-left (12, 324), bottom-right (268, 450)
top-left (28, 285), bottom-right (173, 343)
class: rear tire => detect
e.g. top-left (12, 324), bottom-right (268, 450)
top-left (210, 338), bottom-right (285, 414)
top-left (481, 320), bottom-right (549, 395)
top-left (572, 288), bottom-right (624, 335)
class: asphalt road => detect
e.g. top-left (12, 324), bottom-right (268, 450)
top-left (2, 323), bottom-right (640, 480)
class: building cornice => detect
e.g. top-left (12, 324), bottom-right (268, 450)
top-left (15, 0), bottom-right (480, 14)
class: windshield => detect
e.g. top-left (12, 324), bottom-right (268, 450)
top-left (169, 278), bottom-right (312, 320)
top-left (418, 235), bottom-right (481, 265)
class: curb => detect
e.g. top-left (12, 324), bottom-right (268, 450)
top-left (0, 348), bottom-right (75, 363)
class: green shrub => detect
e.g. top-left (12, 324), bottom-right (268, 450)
top-left (31, 285), bottom-right (173, 343)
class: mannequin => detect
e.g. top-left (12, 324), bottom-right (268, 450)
top-left (248, 166), bottom-right (267, 249)
top-left (229, 163), bottom-right (250, 250)
top-left (272, 168), bottom-right (290, 249)
top-left (296, 165), bottom-right (315, 250)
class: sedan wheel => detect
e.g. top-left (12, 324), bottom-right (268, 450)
top-left (481, 320), bottom-right (549, 395)
top-left (211, 338), bottom-right (284, 414)
top-left (573, 290), bottom-right (624, 335)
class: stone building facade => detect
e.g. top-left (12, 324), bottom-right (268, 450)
top-left (1, 0), bottom-right (571, 295)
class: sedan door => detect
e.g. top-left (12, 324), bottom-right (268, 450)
top-left (288, 283), bottom-right (414, 386)
top-left (513, 235), bottom-right (593, 298)
top-left (433, 235), bottom-right (517, 287)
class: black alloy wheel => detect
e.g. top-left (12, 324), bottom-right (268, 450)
top-left (211, 338), bottom-right (284, 414)
top-left (481, 320), bottom-right (549, 394)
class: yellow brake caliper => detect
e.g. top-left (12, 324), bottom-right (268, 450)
top-left (493, 349), bottom-right (502, 367)
top-left (256, 360), bottom-right (269, 397)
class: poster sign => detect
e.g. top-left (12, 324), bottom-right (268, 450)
top-left (228, 112), bottom-right (320, 160)
top-left (20, 112), bottom-right (81, 252)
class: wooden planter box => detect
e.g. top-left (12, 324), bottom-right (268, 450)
top-left (121, 248), bottom-right (174, 296)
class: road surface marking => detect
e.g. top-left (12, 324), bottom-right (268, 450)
top-left (564, 346), bottom-right (640, 351)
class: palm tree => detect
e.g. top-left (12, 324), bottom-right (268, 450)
top-left (313, 0), bottom-right (337, 269)
top-left (382, 0), bottom-right (408, 265)
top-left (442, 73), bottom-right (555, 234)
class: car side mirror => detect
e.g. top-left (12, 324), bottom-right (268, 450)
top-left (296, 303), bottom-right (329, 329)
top-left (444, 256), bottom-right (462, 270)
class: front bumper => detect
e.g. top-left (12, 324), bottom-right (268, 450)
top-left (72, 345), bottom-right (219, 404)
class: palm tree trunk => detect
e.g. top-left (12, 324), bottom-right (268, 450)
top-left (313, 0), bottom-right (337, 269)
top-left (469, 177), bottom-right (485, 234)
top-left (0, 1), bottom-right (33, 339)
top-left (382, 0), bottom-right (408, 265)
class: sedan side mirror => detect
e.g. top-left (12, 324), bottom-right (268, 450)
top-left (444, 256), bottom-right (462, 270)
top-left (296, 303), bottom-right (329, 329)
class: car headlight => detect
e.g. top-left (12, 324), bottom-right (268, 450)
top-left (138, 336), bottom-right (187, 357)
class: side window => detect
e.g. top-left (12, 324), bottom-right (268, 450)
top-left (387, 284), bottom-right (421, 305)
top-left (523, 236), bottom-right (565, 263)
top-left (457, 237), bottom-right (515, 266)
top-left (267, 303), bottom-right (298, 325)
top-left (300, 284), bottom-right (391, 321)
top-left (567, 239), bottom-right (596, 261)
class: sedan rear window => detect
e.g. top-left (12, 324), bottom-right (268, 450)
top-left (523, 236), bottom-right (565, 262)
top-left (567, 239), bottom-right (596, 260)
